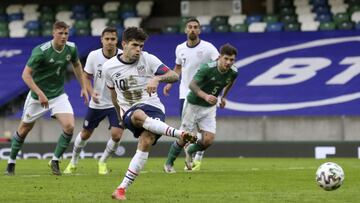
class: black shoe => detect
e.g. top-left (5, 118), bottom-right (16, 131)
top-left (48, 160), bottom-right (61, 176)
top-left (5, 163), bottom-right (15, 176)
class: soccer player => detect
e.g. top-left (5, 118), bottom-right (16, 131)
top-left (63, 27), bottom-right (123, 175)
top-left (104, 27), bottom-right (197, 201)
top-left (164, 43), bottom-right (238, 172)
top-left (163, 18), bottom-right (219, 172)
top-left (5, 21), bottom-right (88, 176)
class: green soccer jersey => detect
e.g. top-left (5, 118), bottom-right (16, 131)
top-left (187, 61), bottom-right (238, 107)
top-left (26, 40), bottom-right (79, 100)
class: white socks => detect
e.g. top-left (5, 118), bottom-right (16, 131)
top-left (118, 150), bottom-right (149, 189)
top-left (70, 132), bottom-right (88, 165)
top-left (99, 138), bottom-right (120, 163)
top-left (194, 132), bottom-right (204, 162)
top-left (143, 117), bottom-right (184, 138)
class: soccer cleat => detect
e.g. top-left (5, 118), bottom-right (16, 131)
top-left (98, 162), bottom-right (109, 175)
top-left (48, 160), bottom-right (61, 176)
top-left (181, 131), bottom-right (197, 143)
top-left (184, 147), bottom-right (193, 171)
top-left (5, 163), bottom-right (15, 176)
top-left (192, 160), bottom-right (201, 171)
top-left (63, 163), bottom-right (77, 174)
top-left (111, 188), bottom-right (126, 201)
top-left (163, 164), bottom-right (176, 173)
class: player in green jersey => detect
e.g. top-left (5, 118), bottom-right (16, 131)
top-left (5, 21), bottom-right (89, 176)
top-left (164, 43), bottom-right (238, 171)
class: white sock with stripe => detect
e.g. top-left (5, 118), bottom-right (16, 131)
top-left (143, 117), bottom-right (184, 138)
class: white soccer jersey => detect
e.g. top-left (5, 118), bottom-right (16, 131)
top-left (103, 51), bottom-right (166, 113)
top-left (84, 48), bottom-right (122, 109)
top-left (175, 40), bottom-right (219, 99)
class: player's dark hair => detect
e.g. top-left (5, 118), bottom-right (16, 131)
top-left (102, 26), bottom-right (118, 36)
top-left (220, 43), bottom-right (237, 56)
top-left (186, 17), bottom-right (200, 26)
top-left (53, 21), bottom-right (69, 30)
top-left (122, 27), bottom-right (148, 42)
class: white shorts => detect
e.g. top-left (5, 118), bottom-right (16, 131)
top-left (21, 93), bottom-right (74, 123)
top-left (180, 100), bottom-right (216, 134)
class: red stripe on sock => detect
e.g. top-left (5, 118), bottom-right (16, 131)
top-left (166, 127), bottom-right (170, 136)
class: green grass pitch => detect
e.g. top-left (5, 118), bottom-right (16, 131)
top-left (0, 158), bottom-right (359, 202)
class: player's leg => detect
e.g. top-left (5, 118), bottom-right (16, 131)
top-left (98, 108), bottom-right (124, 174)
top-left (50, 94), bottom-right (75, 175)
top-left (64, 108), bottom-right (106, 174)
top-left (164, 100), bottom-right (196, 173)
top-left (193, 132), bottom-right (204, 171)
top-left (130, 105), bottom-right (196, 142)
top-left (6, 92), bottom-right (48, 175)
top-left (184, 105), bottom-right (216, 170)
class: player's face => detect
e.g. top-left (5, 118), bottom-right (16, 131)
top-left (218, 54), bottom-right (235, 72)
top-left (52, 28), bottom-right (69, 47)
top-left (101, 32), bottom-right (118, 52)
top-left (185, 21), bottom-right (200, 41)
top-left (122, 39), bottom-right (144, 62)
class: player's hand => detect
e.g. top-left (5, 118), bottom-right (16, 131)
top-left (80, 88), bottom-right (89, 105)
top-left (219, 97), bottom-right (226, 108)
top-left (146, 78), bottom-right (160, 96)
top-left (38, 92), bottom-right (49, 109)
top-left (163, 83), bottom-right (172, 96)
top-left (204, 94), bottom-right (217, 105)
top-left (91, 91), bottom-right (100, 104)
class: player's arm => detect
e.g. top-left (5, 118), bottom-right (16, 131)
top-left (189, 79), bottom-right (217, 105)
top-left (72, 59), bottom-right (89, 104)
top-left (147, 65), bottom-right (179, 96)
top-left (83, 72), bottom-right (99, 103)
top-left (109, 88), bottom-right (122, 123)
top-left (219, 78), bottom-right (236, 108)
top-left (22, 66), bottom-right (49, 108)
top-left (163, 63), bottom-right (182, 96)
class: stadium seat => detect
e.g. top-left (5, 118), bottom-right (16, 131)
top-left (26, 29), bottom-right (40, 37)
top-left (24, 21), bottom-right (40, 30)
top-left (294, 0), bottom-right (310, 7)
top-left (351, 11), bottom-right (360, 22)
top-left (8, 13), bottom-right (23, 22)
top-left (284, 22), bottom-right (301, 31)
top-left (263, 15), bottom-right (279, 23)
top-left (211, 16), bottom-right (228, 27)
top-left (266, 22), bottom-right (284, 31)
top-left (24, 13), bottom-right (40, 22)
top-left (22, 4), bottom-right (39, 14)
top-left (0, 14), bottom-right (7, 22)
top-left (349, 5), bottom-right (360, 14)
top-left (105, 11), bottom-right (119, 20)
top-left (298, 13), bottom-right (316, 23)
top-left (56, 11), bottom-right (72, 21)
top-left (136, 1), bottom-right (154, 17)
top-left (245, 15), bottom-right (262, 24)
top-left (313, 6), bottom-right (331, 15)
top-left (295, 5), bottom-right (313, 15)
top-left (103, 1), bottom-right (120, 12)
top-left (213, 24), bottom-right (230, 32)
top-left (75, 28), bottom-right (90, 36)
top-left (228, 15), bottom-right (246, 26)
top-left (162, 25), bottom-right (179, 34)
top-left (119, 2), bottom-right (135, 13)
top-left (89, 11), bottom-right (104, 19)
top-left (55, 5), bottom-right (70, 12)
top-left (331, 4), bottom-right (348, 14)
top-left (123, 17), bottom-right (142, 28)
top-left (197, 15), bottom-right (212, 25)
top-left (0, 29), bottom-right (9, 37)
top-left (301, 21), bottom-right (320, 31)
top-left (230, 23), bottom-right (248, 32)
top-left (337, 21), bottom-right (354, 29)
top-left (311, 0), bottom-right (328, 6)
top-left (91, 18), bottom-right (108, 36)
top-left (355, 21), bottom-right (360, 29)
top-left (319, 21), bottom-right (336, 30)
top-left (281, 14), bottom-right (298, 23)
top-left (72, 12), bottom-right (87, 20)
top-left (316, 13), bottom-right (333, 22)
top-left (200, 25), bottom-right (213, 33)
top-left (280, 7), bottom-right (296, 16)
top-left (40, 13), bottom-right (55, 22)
top-left (278, 0), bottom-right (293, 8)
top-left (107, 19), bottom-right (123, 27)
top-left (248, 22), bottom-right (266, 32)
top-left (6, 4), bottom-right (22, 15)
top-left (72, 4), bottom-right (86, 13)
top-left (74, 19), bottom-right (90, 30)
top-left (333, 12), bottom-right (350, 23)
top-left (41, 27), bottom-right (52, 36)
top-left (121, 11), bottom-right (136, 20)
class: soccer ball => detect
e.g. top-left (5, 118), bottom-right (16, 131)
top-left (315, 162), bottom-right (345, 191)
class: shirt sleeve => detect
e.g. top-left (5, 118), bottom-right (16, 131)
top-left (147, 53), bottom-right (167, 75)
top-left (175, 45), bottom-right (182, 65)
top-left (26, 47), bottom-right (43, 70)
top-left (209, 44), bottom-right (219, 61)
top-left (84, 51), bottom-right (94, 75)
top-left (71, 44), bottom-right (79, 63)
top-left (104, 62), bottom-right (114, 89)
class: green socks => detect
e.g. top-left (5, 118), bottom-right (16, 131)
top-left (10, 132), bottom-right (25, 160)
top-left (165, 141), bottom-right (183, 166)
top-left (54, 132), bottom-right (73, 159)
top-left (186, 143), bottom-right (203, 155)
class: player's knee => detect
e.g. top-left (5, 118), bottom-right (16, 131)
top-left (17, 122), bottom-right (34, 137)
top-left (131, 109), bottom-right (147, 126)
top-left (63, 123), bottom-right (75, 134)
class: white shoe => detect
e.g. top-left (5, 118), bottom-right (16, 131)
top-left (163, 164), bottom-right (176, 173)
top-left (184, 147), bottom-right (193, 171)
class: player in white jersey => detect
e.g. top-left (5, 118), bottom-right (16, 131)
top-left (63, 27), bottom-right (124, 175)
top-left (163, 18), bottom-right (219, 173)
top-left (104, 27), bottom-right (197, 201)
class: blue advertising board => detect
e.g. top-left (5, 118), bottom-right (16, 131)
top-left (1, 31), bottom-right (359, 117)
